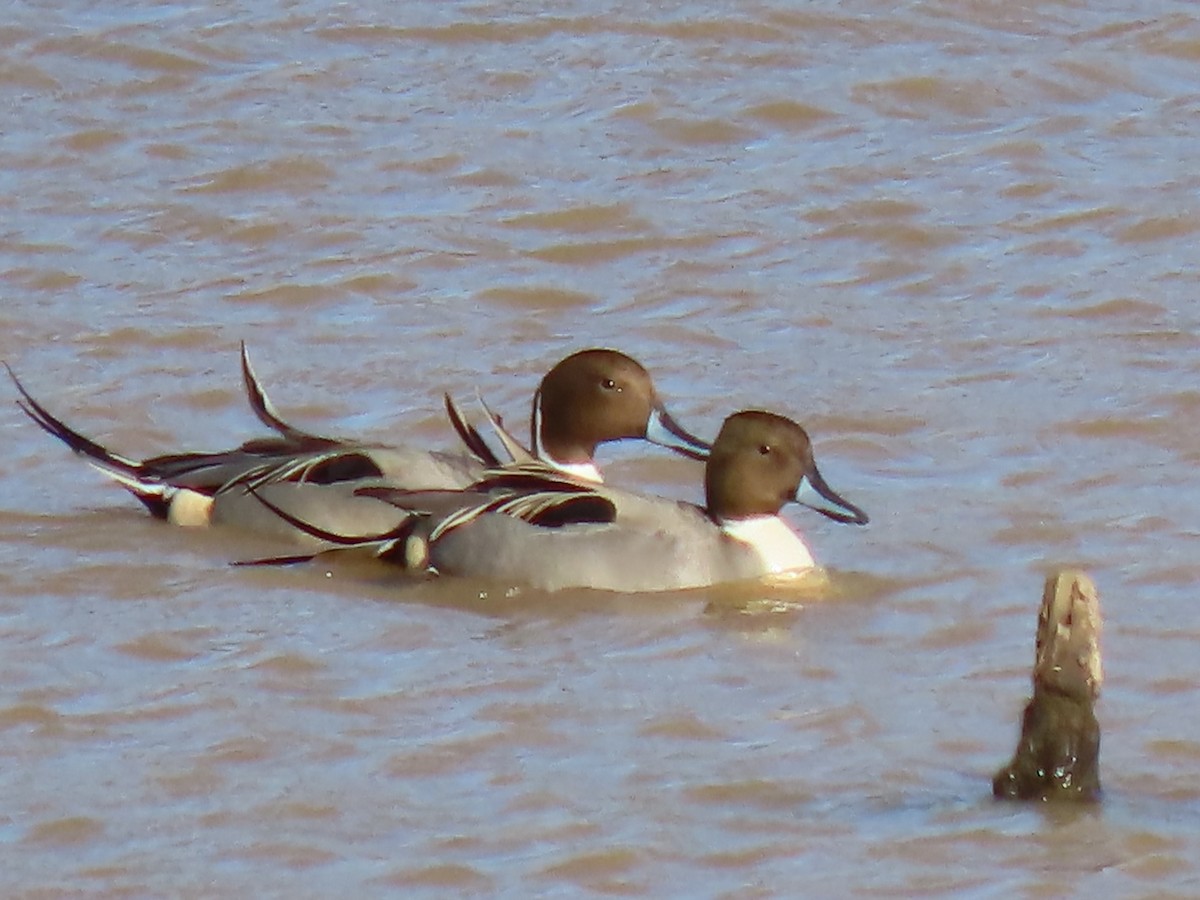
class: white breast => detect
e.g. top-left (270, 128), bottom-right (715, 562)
top-left (719, 515), bottom-right (816, 574)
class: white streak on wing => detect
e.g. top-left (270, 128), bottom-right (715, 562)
top-left (548, 460), bottom-right (603, 483)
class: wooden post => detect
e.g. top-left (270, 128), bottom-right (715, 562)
top-left (993, 569), bottom-right (1102, 801)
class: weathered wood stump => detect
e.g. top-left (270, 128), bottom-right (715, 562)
top-left (993, 569), bottom-right (1103, 802)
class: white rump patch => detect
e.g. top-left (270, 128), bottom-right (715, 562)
top-left (167, 489), bottom-right (215, 527)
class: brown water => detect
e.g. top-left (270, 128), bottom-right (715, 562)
top-left (3, 0), bottom-right (1200, 895)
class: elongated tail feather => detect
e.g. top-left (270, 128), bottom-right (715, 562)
top-left (240, 342), bottom-right (326, 442)
top-left (232, 552), bottom-right (323, 567)
top-left (444, 392), bottom-right (503, 467)
top-left (241, 485), bottom-right (426, 569)
top-left (243, 485), bottom-right (412, 547)
top-left (6, 362), bottom-right (177, 516)
top-left (8, 362), bottom-right (141, 474)
top-left (476, 391), bottom-right (535, 464)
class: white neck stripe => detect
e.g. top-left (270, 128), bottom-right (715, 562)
top-left (532, 391), bottom-right (602, 481)
top-left (532, 390), bottom-right (547, 460)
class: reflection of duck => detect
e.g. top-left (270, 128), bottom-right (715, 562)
top-left (8, 346), bottom-right (709, 542)
top-left (250, 410), bottom-right (869, 593)
top-left (993, 570), bottom-right (1103, 802)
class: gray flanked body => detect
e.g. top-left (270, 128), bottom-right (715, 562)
top-left (422, 507), bottom-right (779, 592)
top-left (209, 449), bottom-right (478, 545)
top-left (254, 411), bottom-right (870, 593)
top-left (9, 346), bottom-right (710, 547)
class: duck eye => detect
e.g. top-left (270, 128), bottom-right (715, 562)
top-left (602, 378), bottom-right (618, 391)
top-left (758, 444), bottom-right (771, 455)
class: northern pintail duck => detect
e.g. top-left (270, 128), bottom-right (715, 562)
top-left (7, 347), bottom-right (710, 543)
top-left (248, 410), bottom-right (868, 592)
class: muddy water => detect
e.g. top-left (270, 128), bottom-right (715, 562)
top-left (3, 0), bottom-right (1200, 895)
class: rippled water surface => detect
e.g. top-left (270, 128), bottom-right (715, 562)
top-left (3, 0), bottom-right (1200, 895)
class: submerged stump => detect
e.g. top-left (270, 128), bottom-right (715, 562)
top-left (993, 569), bottom-right (1103, 802)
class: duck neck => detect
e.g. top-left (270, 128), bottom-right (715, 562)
top-left (531, 390), bottom-right (603, 483)
top-left (717, 514), bottom-right (815, 574)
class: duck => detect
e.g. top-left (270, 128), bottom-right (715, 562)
top-left (245, 410), bottom-right (869, 592)
top-left (7, 346), bottom-right (711, 543)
